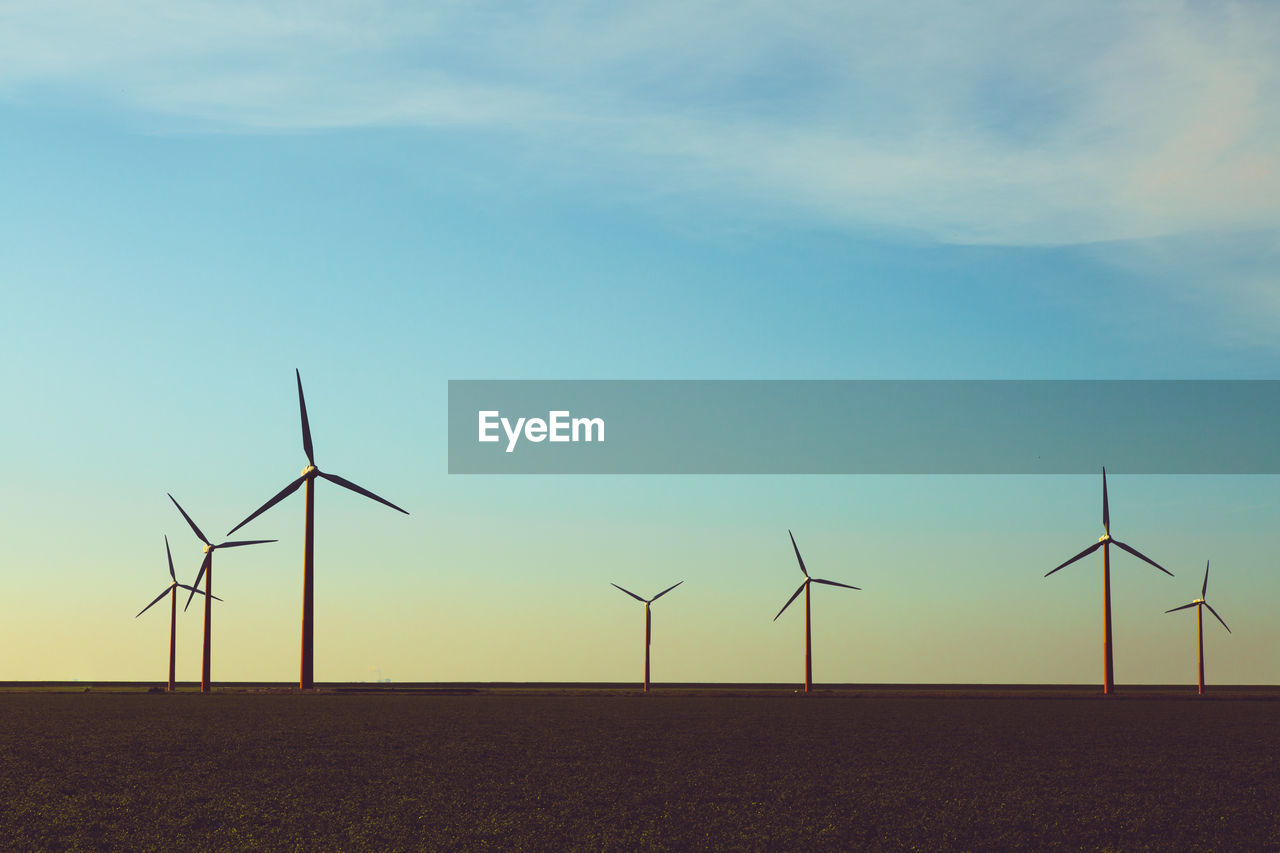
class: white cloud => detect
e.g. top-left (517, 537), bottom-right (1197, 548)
top-left (1, 1), bottom-right (1277, 247)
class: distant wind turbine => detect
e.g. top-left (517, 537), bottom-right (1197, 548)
top-left (227, 369), bottom-right (409, 690)
top-left (169, 494), bottom-right (274, 693)
top-left (775, 530), bottom-right (859, 693)
top-left (1166, 560), bottom-right (1231, 695)
top-left (612, 581), bottom-right (682, 692)
top-left (135, 535), bottom-right (220, 692)
top-left (1045, 468), bottom-right (1173, 694)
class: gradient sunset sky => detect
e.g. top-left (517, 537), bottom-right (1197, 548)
top-left (2, 2), bottom-right (1278, 685)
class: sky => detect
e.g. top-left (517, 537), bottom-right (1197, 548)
top-left (1, 1), bottom-right (1278, 685)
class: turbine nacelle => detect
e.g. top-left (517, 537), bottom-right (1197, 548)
top-left (775, 531), bottom-right (860, 621)
top-left (1045, 471), bottom-right (1171, 581)
top-left (169, 493), bottom-right (275, 615)
top-left (612, 580), bottom-right (683, 606)
top-left (1165, 560), bottom-right (1232, 642)
top-left (302, 464), bottom-right (318, 478)
top-left (135, 535), bottom-right (222, 619)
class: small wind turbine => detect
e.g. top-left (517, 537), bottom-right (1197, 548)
top-left (1045, 467), bottom-right (1173, 694)
top-left (135, 535), bottom-right (220, 692)
top-left (774, 530), bottom-right (859, 693)
top-left (169, 493), bottom-right (274, 693)
top-left (1166, 560), bottom-right (1231, 695)
top-left (227, 369), bottom-right (409, 690)
top-left (612, 581), bottom-right (682, 692)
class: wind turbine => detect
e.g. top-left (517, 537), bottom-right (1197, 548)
top-left (169, 493), bottom-right (274, 693)
top-left (135, 535), bottom-right (220, 692)
top-left (774, 530), bottom-right (860, 693)
top-left (227, 369), bottom-right (409, 691)
top-left (1045, 467), bottom-right (1173, 694)
top-left (1166, 560), bottom-right (1231, 695)
top-left (611, 581), bottom-right (682, 692)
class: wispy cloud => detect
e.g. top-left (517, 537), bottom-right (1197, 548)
top-left (1088, 231), bottom-right (1280, 352)
top-left (2, 1), bottom-right (1277, 248)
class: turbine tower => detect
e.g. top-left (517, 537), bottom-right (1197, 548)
top-left (612, 581), bottom-right (682, 692)
top-left (774, 530), bottom-right (859, 693)
top-left (1045, 468), bottom-right (1172, 695)
top-left (1166, 560), bottom-right (1231, 695)
top-left (227, 370), bottom-right (409, 691)
top-left (169, 494), bottom-right (274, 693)
top-left (136, 535), bottom-right (219, 692)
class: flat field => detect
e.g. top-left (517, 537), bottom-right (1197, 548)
top-left (2, 685), bottom-right (1278, 851)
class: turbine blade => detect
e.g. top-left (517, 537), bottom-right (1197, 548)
top-left (1164, 602), bottom-right (1197, 613)
top-left (217, 539), bottom-right (277, 548)
top-left (297, 368), bottom-right (315, 467)
top-left (1045, 541), bottom-right (1102, 577)
top-left (168, 493), bottom-right (210, 546)
top-left (812, 578), bottom-right (861, 591)
top-left (176, 584), bottom-right (223, 602)
top-left (318, 471), bottom-right (409, 515)
top-left (1205, 602), bottom-right (1231, 633)
top-left (226, 475), bottom-right (306, 536)
top-left (774, 581), bottom-right (807, 621)
top-left (184, 553), bottom-right (211, 612)
top-left (650, 581), bottom-right (683, 602)
top-left (1110, 539), bottom-right (1174, 577)
top-left (1202, 560), bottom-right (1210, 598)
top-left (165, 535), bottom-right (175, 582)
top-left (1101, 467), bottom-right (1109, 535)
top-left (646, 607), bottom-right (651, 646)
top-left (136, 586), bottom-right (172, 618)
top-left (788, 530), bottom-right (809, 577)
top-left (612, 583), bottom-right (645, 603)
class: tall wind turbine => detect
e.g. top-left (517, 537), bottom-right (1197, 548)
top-left (169, 494), bottom-right (274, 693)
top-left (612, 581), bottom-right (682, 692)
top-left (227, 370), bottom-right (409, 691)
top-left (1166, 560), bottom-right (1231, 695)
top-left (774, 530), bottom-right (859, 693)
top-left (1045, 468), bottom-right (1173, 694)
top-left (135, 535), bottom-right (220, 692)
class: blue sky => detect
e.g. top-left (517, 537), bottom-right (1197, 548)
top-left (1, 1), bottom-right (1278, 685)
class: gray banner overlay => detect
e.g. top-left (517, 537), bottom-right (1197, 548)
top-left (448, 380), bottom-right (1280, 474)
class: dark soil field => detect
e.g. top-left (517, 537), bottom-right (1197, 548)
top-left (2, 685), bottom-right (1278, 851)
